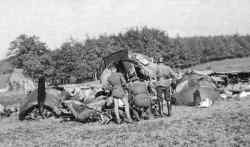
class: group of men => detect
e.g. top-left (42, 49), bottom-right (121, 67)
top-left (104, 58), bottom-right (179, 124)
top-left (54, 57), bottom-right (180, 124)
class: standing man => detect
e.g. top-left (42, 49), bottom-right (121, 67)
top-left (106, 66), bottom-right (133, 124)
top-left (156, 57), bottom-right (179, 80)
top-left (154, 57), bottom-right (178, 116)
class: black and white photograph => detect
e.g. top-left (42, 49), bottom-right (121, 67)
top-left (0, 0), bottom-right (250, 146)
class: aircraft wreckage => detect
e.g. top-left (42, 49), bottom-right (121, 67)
top-left (17, 49), bottom-right (222, 123)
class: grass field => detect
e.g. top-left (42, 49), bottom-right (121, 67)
top-left (0, 92), bottom-right (25, 106)
top-left (191, 57), bottom-right (250, 73)
top-left (0, 97), bottom-right (250, 147)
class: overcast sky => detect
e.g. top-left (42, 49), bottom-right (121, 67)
top-left (0, 0), bottom-right (250, 59)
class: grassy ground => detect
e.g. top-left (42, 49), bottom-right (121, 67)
top-left (192, 56), bottom-right (250, 73)
top-left (0, 91), bottom-right (25, 106)
top-left (0, 97), bottom-right (250, 147)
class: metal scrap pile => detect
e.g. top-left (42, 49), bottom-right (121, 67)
top-left (18, 84), bottom-right (112, 124)
top-left (220, 82), bottom-right (250, 99)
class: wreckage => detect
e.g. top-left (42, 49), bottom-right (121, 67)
top-left (18, 77), bottom-right (111, 123)
top-left (17, 50), bottom-right (223, 123)
top-left (17, 50), bottom-right (173, 122)
top-left (191, 58), bottom-right (250, 99)
top-left (172, 70), bottom-right (220, 107)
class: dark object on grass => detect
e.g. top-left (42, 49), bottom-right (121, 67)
top-left (18, 77), bottom-right (62, 121)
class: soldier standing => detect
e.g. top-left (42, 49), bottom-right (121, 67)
top-left (106, 66), bottom-right (133, 124)
top-left (154, 57), bottom-right (177, 116)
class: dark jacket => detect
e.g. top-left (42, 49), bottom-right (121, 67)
top-left (128, 81), bottom-right (151, 107)
top-left (107, 72), bottom-right (126, 99)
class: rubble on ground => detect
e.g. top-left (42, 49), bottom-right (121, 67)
top-left (220, 82), bottom-right (250, 99)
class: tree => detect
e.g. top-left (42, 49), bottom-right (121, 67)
top-left (7, 34), bottom-right (51, 79)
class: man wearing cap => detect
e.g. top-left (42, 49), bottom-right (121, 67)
top-left (153, 57), bottom-right (178, 116)
top-left (106, 66), bottom-right (132, 124)
top-left (156, 57), bottom-right (179, 80)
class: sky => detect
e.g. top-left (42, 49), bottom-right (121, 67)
top-left (0, 0), bottom-right (250, 59)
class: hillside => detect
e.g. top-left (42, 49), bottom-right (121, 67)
top-left (191, 57), bottom-right (250, 73)
top-left (0, 58), bottom-right (14, 74)
top-left (0, 59), bottom-right (14, 88)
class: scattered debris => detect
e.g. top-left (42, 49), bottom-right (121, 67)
top-left (198, 98), bottom-right (213, 108)
top-left (239, 91), bottom-right (250, 98)
top-left (0, 104), bottom-right (18, 118)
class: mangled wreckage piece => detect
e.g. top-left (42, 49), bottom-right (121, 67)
top-left (18, 88), bottom-right (62, 120)
top-left (18, 77), bottom-right (112, 123)
top-left (19, 77), bottom-right (62, 120)
top-left (61, 98), bottom-right (112, 124)
top-left (61, 82), bottom-right (103, 104)
top-left (102, 49), bottom-right (179, 83)
top-left (220, 82), bottom-right (250, 99)
top-left (172, 73), bottom-right (220, 107)
top-left (239, 91), bottom-right (250, 98)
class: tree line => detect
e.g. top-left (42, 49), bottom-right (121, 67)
top-left (7, 27), bottom-right (250, 84)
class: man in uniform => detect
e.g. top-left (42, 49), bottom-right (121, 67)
top-left (106, 66), bottom-right (133, 124)
top-left (153, 57), bottom-right (179, 116)
top-left (156, 57), bottom-right (179, 80)
top-left (127, 78), bottom-right (153, 120)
